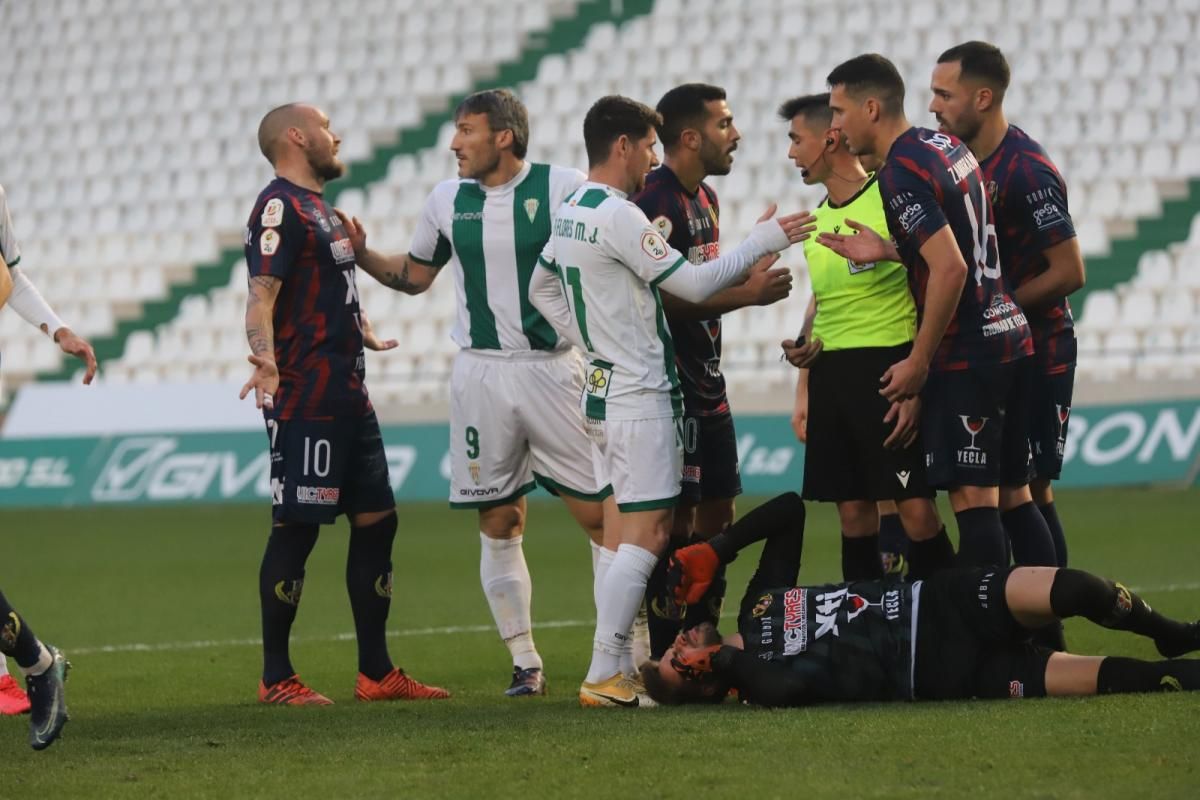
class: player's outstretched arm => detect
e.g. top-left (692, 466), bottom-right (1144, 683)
top-left (816, 218), bottom-right (901, 264)
top-left (240, 275), bottom-right (282, 410)
top-left (661, 252), bottom-right (793, 321)
top-left (334, 210), bottom-right (438, 295)
top-left (880, 226), bottom-right (966, 402)
top-left (1013, 237), bottom-right (1085, 312)
top-left (655, 205), bottom-right (814, 303)
top-left (6, 266), bottom-right (98, 383)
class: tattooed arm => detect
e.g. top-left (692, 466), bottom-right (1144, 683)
top-left (240, 274), bottom-right (283, 410)
top-left (334, 210), bottom-right (438, 295)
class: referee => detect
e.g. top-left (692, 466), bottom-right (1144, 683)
top-left (779, 94), bottom-right (954, 581)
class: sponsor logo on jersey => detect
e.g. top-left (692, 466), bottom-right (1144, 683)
top-left (270, 477), bottom-right (284, 505)
top-left (330, 238), bottom-right (356, 264)
top-left (261, 198), bottom-right (284, 228)
top-left (883, 589), bottom-right (901, 620)
top-left (651, 215), bottom-right (673, 238)
top-left (1008, 680), bottom-right (1024, 698)
top-left (452, 211), bottom-right (484, 222)
top-left (296, 485), bottom-right (340, 505)
top-left (782, 587), bottom-right (808, 655)
top-left (1032, 201), bottom-right (1065, 231)
top-left (958, 416), bottom-right (989, 466)
top-left (640, 231), bottom-right (668, 260)
top-left (897, 203), bottom-right (926, 233)
top-left (458, 487), bottom-right (501, 498)
top-left (920, 132), bottom-right (954, 152)
top-left (1056, 404), bottom-right (1071, 457)
top-left (682, 464), bottom-right (701, 484)
top-left (524, 198), bottom-right (540, 223)
top-left (586, 363), bottom-right (612, 398)
top-left (686, 242), bottom-right (720, 265)
top-left (896, 470), bottom-right (911, 488)
top-left (260, 229), bottom-right (281, 255)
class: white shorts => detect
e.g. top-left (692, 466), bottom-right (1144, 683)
top-left (586, 416), bottom-right (683, 512)
top-left (448, 348), bottom-right (610, 508)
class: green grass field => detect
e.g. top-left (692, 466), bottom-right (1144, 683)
top-left (1, 488), bottom-right (1198, 798)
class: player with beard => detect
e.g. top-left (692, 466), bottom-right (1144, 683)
top-left (243, 103), bottom-right (448, 705)
top-left (631, 84), bottom-right (794, 660)
top-left (929, 42), bottom-right (1084, 580)
top-left (638, 494), bottom-right (1200, 707)
top-left (341, 90), bottom-right (608, 697)
top-left (819, 55), bottom-right (1034, 572)
top-left (778, 93), bottom-right (955, 584)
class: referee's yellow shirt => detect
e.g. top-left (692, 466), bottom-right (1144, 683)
top-left (803, 175), bottom-right (916, 351)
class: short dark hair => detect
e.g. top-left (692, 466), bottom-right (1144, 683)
top-left (454, 89), bottom-right (530, 158)
top-left (938, 41), bottom-right (1011, 100)
top-left (826, 54), bottom-right (906, 117)
top-left (655, 83), bottom-right (727, 148)
top-left (777, 92), bottom-right (833, 128)
top-left (638, 663), bottom-right (729, 706)
top-left (583, 95), bottom-right (662, 167)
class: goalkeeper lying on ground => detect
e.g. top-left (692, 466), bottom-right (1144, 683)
top-left (641, 493), bottom-right (1200, 706)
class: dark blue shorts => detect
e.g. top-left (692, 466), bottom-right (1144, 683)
top-left (1027, 365), bottom-right (1075, 482)
top-left (266, 410), bottom-right (394, 525)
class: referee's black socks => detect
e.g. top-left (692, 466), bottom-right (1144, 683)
top-left (842, 534), bottom-right (885, 581)
top-left (954, 507), bottom-right (1009, 568)
top-left (1050, 569), bottom-right (1200, 657)
top-left (259, 523), bottom-right (320, 686)
top-left (0, 590), bottom-right (42, 668)
top-left (906, 527), bottom-right (957, 581)
top-left (347, 512), bottom-right (398, 681)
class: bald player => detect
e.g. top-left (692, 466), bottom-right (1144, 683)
top-left (242, 103), bottom-right (447, 705)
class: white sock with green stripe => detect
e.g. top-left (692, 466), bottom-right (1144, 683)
top-left (480, 533), bottom-right (542, 671)
top-left (586, 544), bottom-right (657, 684)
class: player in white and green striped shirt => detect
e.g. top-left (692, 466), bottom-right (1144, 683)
top-left (341, 90), bottom-right (607, 698)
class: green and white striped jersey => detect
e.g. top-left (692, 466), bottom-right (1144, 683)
top-left (0, 183), bottom-right (23, 269)
top-left (409, 162), bottom-right (585, 353)
top-left (537, 182), bottom-right (686, 421)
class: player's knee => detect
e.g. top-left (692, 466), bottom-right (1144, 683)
top-left (1030, 479), bottom-right (1053, 505)
top-left (999, 484), bottom-right (1033, 511)
top-left (837, 500), bottom-right (877, 536)
top-left (479, 502), bottom-right (525, 539)
top-left (896, 497), bottom-right (941, 538)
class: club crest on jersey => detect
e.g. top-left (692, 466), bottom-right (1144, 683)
top-left (651, 215), bottom-right (673, 238)
top-left (640, 231), bottom-right (668, 260)
top-left (524, 198), bottom-right (540, 223)
top-left (260, 228), bottom-right (281, 255)
top-left (586, 363), bottom-right (612, 398)
top-left (261, 198), bottom-right (284, 228)
top-left (312, 206), bottom-right (332, 233)
top-left (986, 180), bottom-right (999, 205)
top-left (751, 593), bottom-right (773, 618)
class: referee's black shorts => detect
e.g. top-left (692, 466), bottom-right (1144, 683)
top-left (802, 343), bottom-right (933, 503)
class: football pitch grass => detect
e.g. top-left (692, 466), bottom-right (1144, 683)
top-left (1, 488), bottom-right (1197, 798)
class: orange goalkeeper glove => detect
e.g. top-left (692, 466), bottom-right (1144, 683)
top-left (667, 541), bottom-right (721, 606)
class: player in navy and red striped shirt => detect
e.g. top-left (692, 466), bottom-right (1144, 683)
top-left (631, 84), bottom-right (793, 660)
top-left (931, 42), bottom-right (1085, 584)
top-left (820, 54), bottom-right (1033, 572)
top-left (242, 103), bottom-right (447, 705)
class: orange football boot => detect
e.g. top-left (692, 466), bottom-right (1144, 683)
top-left (355, 668), bottom-right (450, 701)
top-left (258, 675), bottom-right (334, 705)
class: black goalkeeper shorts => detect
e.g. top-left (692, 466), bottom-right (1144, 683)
top-left (913, 567), bottom-right (1051, 701)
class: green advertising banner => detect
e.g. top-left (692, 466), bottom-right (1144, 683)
top-left (1, 400), bottom-right (1197, 508)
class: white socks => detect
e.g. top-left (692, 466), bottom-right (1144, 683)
top-left (589, 539), bottom-right (602, 574)
top-left (593, 546), bottom-right (616, 614)
top-left (586, 544), bottom-right (657, 684)
top-left (17, 643), bottom-right (52, 678)
top-left (480, 533), bottom-right (542, 671)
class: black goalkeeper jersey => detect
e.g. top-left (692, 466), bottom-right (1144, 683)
top-left (732, 578), bottom-right (920, 703)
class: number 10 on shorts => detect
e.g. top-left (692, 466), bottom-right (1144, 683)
top-left (302, 437), bottom-right (332, 477)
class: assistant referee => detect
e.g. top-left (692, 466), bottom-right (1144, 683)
top-left (779, 94), bottom-right (954, 582)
